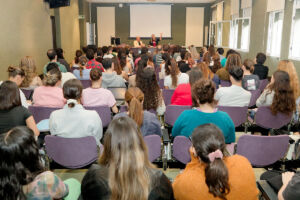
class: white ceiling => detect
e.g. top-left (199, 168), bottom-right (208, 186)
top-left (87, 0), bottom-right (215, 3)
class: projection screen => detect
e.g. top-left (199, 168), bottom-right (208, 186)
top-left (130, 4), bottom-right (172, 38)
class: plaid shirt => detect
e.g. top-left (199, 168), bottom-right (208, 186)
top-left (86, 59), bottom-right (104, 72)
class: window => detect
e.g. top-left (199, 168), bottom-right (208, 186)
top-left (229, 15), bottom-right (238, 49)
top-left (267, 11), bottom-right (284, 57)
top-left (240, 8), bottom-right (251, 50)
top-left (217, 22), bottom-right (222, 46)
top-left (289, 0), bottom-right (300, 59)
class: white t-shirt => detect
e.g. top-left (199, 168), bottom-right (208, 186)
top-left (215, 85), bottom-right (251, 107)
top-left (164, 73), bottom-right (189, 89)
top-left (61, 72), bottom-right (77, 87)
top-left (103, 54), bottom-right (114, 59)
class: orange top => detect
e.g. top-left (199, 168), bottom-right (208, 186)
top-left (173, 153), bottom-right (259, 200)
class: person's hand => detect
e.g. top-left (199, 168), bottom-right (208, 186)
top-left (282, 172), bottom-right (295, 185)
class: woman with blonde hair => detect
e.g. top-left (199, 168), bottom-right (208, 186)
top-left (197, 62), bottom-right (220, 87)
top-left (114, 87), bottom-right (161, 136)
top-left (188, 45), bottom-right (200, 61)
top-left (20, 56), bottom-right (42, 88)
top-left (277, 60), bottom-right (300, 99)
top-left (80, 116), bottom-right (173, 200)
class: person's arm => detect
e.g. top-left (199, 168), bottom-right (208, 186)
top-left (26, 116), bottom-right (40, 137)
top-left (111, 104), bottom-right (118, 114)
top-left (159, 33), bottom-right (162, 41)
top-left (256, 90), bottom-right (268, 107)
top-left (278, 172), bottom-right (295, 200)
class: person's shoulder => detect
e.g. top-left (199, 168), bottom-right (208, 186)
top-left (226, 154), bottom-right (252, 168)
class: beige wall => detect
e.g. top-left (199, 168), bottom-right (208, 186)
top-left (58, 0), bottom-right (80, 64)
top-left (0, 0), bottom-right (53, 80)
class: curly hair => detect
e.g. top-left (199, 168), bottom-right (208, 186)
top-left (19, 56), bottom-right (37, 88)
top-left (269, 70), bottom-right (296, 115)
top-left (192, 79), bottom-right (216, 107)
top-left (225, 53), bottom-right (242, 72)
top-left (136, 68), bottom-right (160, 111)
top-left (0, 126), bottom-right (44, 200)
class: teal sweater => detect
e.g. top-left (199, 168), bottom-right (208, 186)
top-left (172, 109), bottom-right (235, 144)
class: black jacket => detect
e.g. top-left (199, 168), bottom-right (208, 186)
top-left (253, 64), bottom-right (269, 80)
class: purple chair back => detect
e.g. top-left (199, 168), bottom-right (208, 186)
top-left (165, 105), bottom-right (192, 126)
top-left (249, 89), bottom-right (261, 107)
top-left (45, 135), bottom-right (98, 168)
top-left (21, 88), bottom-right (34, 100)
top-left (259, 79), bottom-right (269, 92)
top-left (80, 80), bottom-right (91, 89)
top-left (159, 79), bottom-right (164, 89)
top-left (236, 135), bottom-right (289, 167)
top-left (255, 107), bottom-right (292, 129)
top-left (155, 65), bottom-right (161, 80)
top-left (220, 80), bottom-right (232, 87)
top-left (119, 105), bottom-right (127, 113)
top-left (217, 106), bottom-right (248, 127)
top-left (144, 135), bottom-right (161, 162)
top-left (28, 106), bottom-right (60, 123)
top-left (173, 136), bottom-right (192, 164)
top-left (84, 106), bottom-right (111, 128)
top-left (163, 89), bottom-right (175, 106)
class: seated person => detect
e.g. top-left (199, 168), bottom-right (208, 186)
top-left (149, 33), bottom-right (162, 47)
top-left (173, 124), bottom-right (258, 200)
top-left (114, 87), bottom-right (162, 137)
top-left (253, 52), bottom-right (269, 80)
top-left (133, 36), bottom-right (144, 47)
top-left (164, 59), bottom-right (189, 89)
top-left (80, 116), bottom-right (173, 200)
top-left (215, 66), bottom-right (251, 107)
top-left (73, 56), bottom-right (91, 80)
top-left (0, 126), bottom-right (75, 200)
top-left (43, 49), bottom-right (67, 74)
top-left (102, 46), bottom-right (114, 59)
top-left (33, 68), bottom-right (65, 108)
top-left (81, 68), bottom-right (118, 113)
top-left (171, 68), bottom-right (202, 106)
top-left (49, 79), bottom-right (102, 146)
top-left (101, 58), bottom-right (126, 89)
top-left (256, 71), bottom-right (295, 115)
top-left (242, 59), bottom-right (260, 91)
top-left (86, 49), bottom-right (104, 71)
top-left (278, 172), bottom-right (300, 200)
top-left (20, 56), bottom-right (43, 88)
top-left (172, 79), bottom-right (235, 144)
top-left (46, 62), bottom-right (77, 88)
top-left (198, 62), bottom-right (220, 88)
top-left (0, 81), bottom-right (39, 136)
top-left (216, 53), bottom-right (242, 81)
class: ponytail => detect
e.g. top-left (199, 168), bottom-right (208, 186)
top-left (125, 87), bottom-right (145, 127)
top-left (191, 124), bottom-right (230, 200)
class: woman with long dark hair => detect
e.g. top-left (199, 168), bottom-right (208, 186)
top-left (114, 87), bottom-right (161, 136)
top-left (164, 58), bottom-right (189, 89)
top-left (80, 116), bottom-right (173, 200)
top-left (173, 123), bottom-right (258, 200)
top-left (256, 70), bottom-right (296, 115)
top-left (0, 126), bottom-right (69, 199)
top-left (137, 67), bottom-right (166, 115)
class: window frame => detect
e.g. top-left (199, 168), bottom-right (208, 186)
top-left (289, 0), bottom-right (300, 60)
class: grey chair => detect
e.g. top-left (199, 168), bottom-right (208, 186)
top-left (164, 105), bottom-right (192, 127)
top-left (162, 89), bottom-right (175, 106)
top-left (84, 106), bottom-right (112, 128)
top-left (259, 79), bottom-right (269, 92)
top-left (28, 106), bottom-right (60, 123)
top-left (144, 135), bottom-right (161, 162)
top-left (249, 89), bottom-right (261, 107)
top-left (217, 106), bottom-right (248, 127)
top-left (172, 136), bottom-right (192, 164)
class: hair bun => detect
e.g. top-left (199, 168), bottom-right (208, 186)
top-left (7, 66), bottom-right (16, 72)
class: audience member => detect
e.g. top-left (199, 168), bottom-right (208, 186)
top-left (221, 49), bottom-right (235, 67)
top-left (19, 56), bottom-right (43, 88)
top-left (56, 48), bottom-right (71, 72)
top-left (253, 52), bottom-right (269, 80)
top-left (86, 49), bottom-right (104, 71)
top-left (129, 59), bottom-right (148, 87)
top-left (211, 54), bottom-right (222, 73)
top-left (135, 47), bottom-right (149, 66)
top-left (80, 116), bottom-right (174, 200)
top-left (217, 47), bottom-right (225, 61)
top-left (0, 81), bottom-right (39, 135)
top-left (173, 45), bottom-right (181, 61)
top-left (112, 57), bottom-right (128, 81)
top-left (177, 49), bottom-right (190, 73)
top-left (81, 68), bottom-right (118, 113)
top-left (242, 59), bottom-right (260, 91)
top-left (133, 36), bottom-right (144, 47)
top-left (172, 79), bottom-right (235, 143)
top-left (184, 52), bottom-right (196, 68)
top-left (73, 56), bottom-right (91, 80)
top-left (114, 87), bottom-right (162, 136)
top-left (173, 124), bottom-right (258, 200)
top-left (256, 70), bottom-right (296, 115)
top-left (43, 49), bottom-right (67, 74)
top-left (2, 66), bottom-right (28, 108)
top-left (101, 58), bottom-right (126, 88)
top-left (216, 53), bottom-right (242, 81)
top-left (137, 68), bottom-right (166, 116)
top-left (118, 50), bottom-right (132, 74)
top-left (50, 79), bottom-right (102, 146)
top-left (33, 68), bottom-right (65, 107)
top-left (149, 33), bottom-right (162, 47)
top-left (0, 126), bottom-right (72, 199)
top-left (95, 47), bottom-right (103, 63)
top-left (197, 62), bottom-right (220, 88)
top-left (171, 67), bottom-right (202, 106)
top-left (103, 46), bottom-right (114, 59)
top-left (277, 60), bottom-right (300, 100)
top-left (159, 53), bottom-right (170, 79)
top-left (188, 45), bottom-right (200, 61)
top-left (164, 59), bottom-right (189, 89)
top-left (72, 49), bottom-right (83, 68)
top-left (278, 172), bottom-right (300, 200)
top-left (215, 66), bottom-right (251, 107)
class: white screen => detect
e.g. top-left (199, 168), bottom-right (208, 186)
top-left (130, 4), bottom-right (171, 38)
